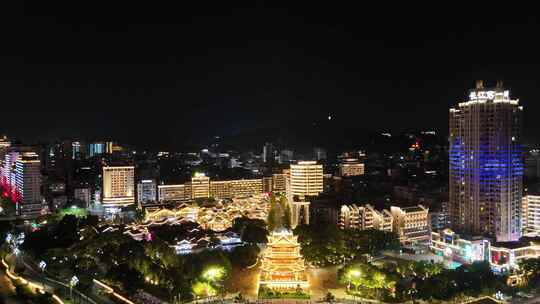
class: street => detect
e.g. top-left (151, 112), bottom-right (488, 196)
top-left (0, 267), bottom-right (23, 304)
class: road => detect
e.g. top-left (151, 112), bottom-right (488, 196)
top-left (18, 254), bottom-right (115, 304)
top-left (0, 267), bottom-right (24, 304)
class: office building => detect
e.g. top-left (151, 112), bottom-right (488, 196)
top-left (523, 194), bottom-right (540, 236)
top-left (430, 210), bottom-right (450, 231)
top-left (72, 141), bottom-right (86, 160)
top-left (288, 161), bottom-right (323, 199)
top-left (390, 205), bottom-right (430, 245)
top-left (339, 204), bottom-right (393, 232)
top-left (272, 173), bottom-right (287, 192)
top-left (339, 158), bottom-right (365, 177)
top-left (15, 152), bottom-right (42, 217)
top-left (0, 136), bottom-right (10, 162)
top-left (262, 176), bottom-right (273, 193)
top-left (1, 151), bottom-right (20, 194)
top-left (226, 179), bottom-right (262, 198)
top-left (74, 187), bottom-right (92, 207)
top-left (524, 149), bottom-right (540, 179)
top-left (158, 184), bottom-right (190, 202)
top-left (137, 179), bottom-right (157, 205)
top-left (158, 176), bottom-right (266, 202)
top-left (89, 142), bottom-right (106, 158)
top-left (0, 135), bottom-right (9, 149)
top-left (105, 142), bottom-right (114, 154)
top-left (191, 173), bottom-right (210, 199)
top-left (449, 81), bottom-right (523, 242)
top-left (102, 166), bottom-right (135, 206)
top-left (285, 162), bottom-right (323, 228)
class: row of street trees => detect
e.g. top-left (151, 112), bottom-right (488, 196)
top-left (293, 224), bottom-right (400, 267)
top-left (339, 259), bottom-right (506, 302)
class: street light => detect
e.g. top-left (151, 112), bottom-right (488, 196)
top-left (346, 268), bottom-right (361, 302)
top-left (39, 260), bottom-right (47, 272)
top-left (202, 266), bottom-right (225, 282)
top-left (70, 275), bottom-right (79, 301)
top-left (202, 266), bottom-right (225, 299)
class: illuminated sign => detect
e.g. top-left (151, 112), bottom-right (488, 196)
top-left (469, 90), bottom-right (509, 100)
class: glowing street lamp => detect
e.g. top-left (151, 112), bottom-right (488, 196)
top-left (202, 266), bottom-right (226, 299)
top-left (70, 275), bottom-right (79, 300)
top-left (202, 266), bottom-right (225, 282)
top-left (39, 260), bottom-right (47, 272)
top-left (349, 269), bottom-right (361, 278)
top-left (346, 268), bottom-right (362, 298)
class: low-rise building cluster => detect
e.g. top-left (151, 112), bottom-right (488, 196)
top-left (144, 195), bottom-right (269, 232)
top-left (340, 203), bottom-right (430, 246)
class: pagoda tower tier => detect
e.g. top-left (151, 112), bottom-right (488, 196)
top-left (259, 229), bottom-right (309, 290)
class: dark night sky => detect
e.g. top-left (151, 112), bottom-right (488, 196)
top-left (3, 3), bottom-right (540, 149)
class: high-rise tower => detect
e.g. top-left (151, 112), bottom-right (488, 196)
top-left (15, 152), bottom-right (42, 217)
top-left (449, 80), bottom-right (523, 241)
top-left (102, 166), bottom-right (135, 206)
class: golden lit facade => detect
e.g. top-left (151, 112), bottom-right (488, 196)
top-left (158, 176), bottom-right (265, 202)
top-left (102, 166), bottom-right (135, 205)
top-left (272, 172), bottom-right (287, 192)
top-left (289, 161), bottom-right (323, 198)
top-left (209, 179), bottom-right (263, 199)
top-left (391, 205), bottom-right (430, 245)
top-left (0, 135), bottom-right (10, 149)
top-left (259, 230), bottom-right (309, 290)
top-left (191, 173), bottom-right (210, 199)
top-left (339, 204), bottom-right (392, 232)
top-left (144, 196), bottom-right (269, 231)
top-left (523, 194), bottom-right (540, 236)
top-left (157, 184), bottom-right (190, 202)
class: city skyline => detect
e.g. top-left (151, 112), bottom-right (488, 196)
top-left (4, 4), bottom-right (540, 303)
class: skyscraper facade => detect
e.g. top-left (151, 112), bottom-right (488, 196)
top-left (449, 81), bottom-right (523, 242)
top-left (15, 152), bottom-right (42, 217)
top-left (137, 179), bottom-right (157, 204)
top-left (288, 161), bottom-right (323, 198)
top-left (102, 166), bottom-right (135, 205)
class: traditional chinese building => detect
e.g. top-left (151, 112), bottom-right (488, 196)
top-left (259, 229), bottom-right (309, 291)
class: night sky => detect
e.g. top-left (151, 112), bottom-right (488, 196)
top-left (4, 3), bottom-right (540, 149)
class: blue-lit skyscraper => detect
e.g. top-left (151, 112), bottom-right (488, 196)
top-left (89, 142), bottom-right (105, 158)
top-left (449, 80), bottom-right (523, 242)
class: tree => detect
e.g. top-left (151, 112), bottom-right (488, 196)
top-left (519, 257), bottom-right (540, 286)
top-left (283, 204), bottom-right (292, 229)
top-left (242, 225), bottom-right (267, 244)
top-left (294, 224), bottom-right (348, 266)
top-left (344, 229), bottom-right (400, 256)
top-left (267, 208), bottom-right (277, 232)
top-left (232, 217), bottom-right (268, 244)
top-left (229, 245), bottom-right (260, 268)
top-left (415, 261), bottom-right (500, 301)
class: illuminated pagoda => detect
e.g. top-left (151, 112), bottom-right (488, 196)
top-left (259, 229), bottom-right (309, 291)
